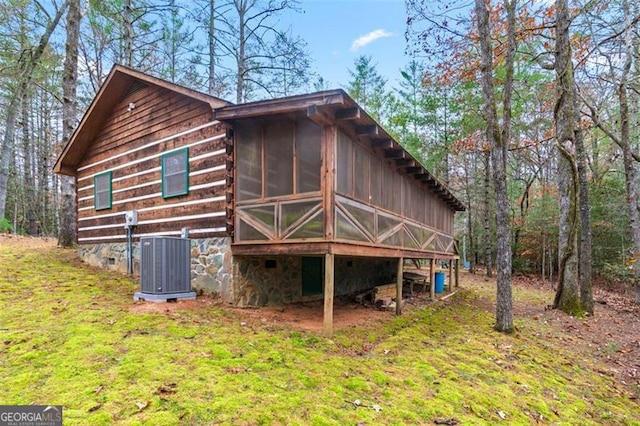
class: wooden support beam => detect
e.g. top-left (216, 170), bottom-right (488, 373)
top-left (396, 159), bottom-right (415, 167)
top-left (335, 107), bottom-right (360, 120)
top-left (57, 165), bottom-right (76, 176)
top-left (405, 166), bottom-right (423, 175)
top-left (356, 124), bottom-right (379, 136)
top-left (324, 253), bottom-right (335, 338)
top-left (307, 104), bottom-right (334, 126)
top-left (455, 258), bottom-right (460, 289)
top-left (430, 259), bottom-right (436, 301)
top-left (371, 139), bottom-right (393, 150)
top-left (396, 257), bottom-right (403, 316)
top-left (384, 149), bottom-right (404, 159)
top-left (323, 126), bottom-right (336, 240)
top-left (448, 260), bottom-right (453, 292)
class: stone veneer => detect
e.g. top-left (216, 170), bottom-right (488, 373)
top-left (78, 237), bottom-right (233, 300)
top-left (78, 242), bottom-right (140, 274)
top-left (189, 237), bottom-right (233, 300)
top-left (79, 240), bottom-right (397, 308)
top-left (233, 255), bottom-right (397, 307)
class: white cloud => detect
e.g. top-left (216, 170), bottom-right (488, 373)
top-left (351, 29), bottom-right (393, 51)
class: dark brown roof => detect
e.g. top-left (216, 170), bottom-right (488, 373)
top-left (54, 64), bottom-right (229, 175)
top-left (54, 67), bottom-right (464, 211)
top-left (215, 89), bottom-right (466, 212)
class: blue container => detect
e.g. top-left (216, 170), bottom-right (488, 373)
top-left (434, 272), bottom-right (445, 293)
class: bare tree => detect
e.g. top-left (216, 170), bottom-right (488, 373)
top-left (474, 0), bottom-right (515, 333)
top-left (208, 0), bottom-right (216, 94)
top-left (58, 0), bottom-right (82, 247)
top-left (553, 0), bottom-right (582, 314)
top-left (215, 0), bottom-right (310, 102)
top-left (581, 0), bottom-right (640, 304)
top-left (483, 150), bottom-right (493, 277)
top-left (0, 0), bottom-right (69, 221)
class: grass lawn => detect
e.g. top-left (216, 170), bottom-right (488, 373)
top-left (0, 237), bottom-right (638, 425)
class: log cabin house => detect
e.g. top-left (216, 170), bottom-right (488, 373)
top-left (54, 65), bottom-right (465, 335)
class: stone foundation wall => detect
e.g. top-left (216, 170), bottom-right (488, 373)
top-left (234, 256), bottom-right (302, 307)
top-left (233, 255), bottom-right (398, 307)
top-left (78, 237), bottom-right (233, 301)
top-left (189, 237), bottom-right (233, 301)
top-left (78, 242), bottom-right (139, 274)
top-left (79, 242), bottom-right (398, 308)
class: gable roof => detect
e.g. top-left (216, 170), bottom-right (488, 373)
top-left (54, 66), bottom-right (464, 212)
top-left (215, 89), bottom-right (466, 212)
top-left (54, 64), bottom-right (230, 176)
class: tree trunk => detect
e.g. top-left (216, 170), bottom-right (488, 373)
top-left (483, 150), bottom-right (493, 277)
top-left (0, 1), bottom-right (69, 220)
top-left (575, 119), bottom-right (593, 314)
top-left (585, 0), bottom-right (640, 305)
top-left (208, 0), bottom-right (216, 94)
top-left (475, 0), bottom-right (514, 333)
top-left (620, 0), bottom-right (640, 304)
top-left (464, 159), bottom-right (475, 274)
top-left (58, 0), bottom-right (81, 247)
top-left (123, 0), bottom-right (134, 67)
top-left (467, 210), bottom-right (475, 274)
top-left (553, 0), bottom-right (582, 315)
top-left (22, 99), bottom-right (37, 235)
top-left (236, 0), bottom-right (246, 103)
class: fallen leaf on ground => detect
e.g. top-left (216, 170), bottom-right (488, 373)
top-left (433, 418), bottom-right (459, 425)
top-left (135, 401), bottom-right (149, 412)
top-left (155, 383), bottom-right (178, 395)
top-left (87, 403), bottom-right (102, 413)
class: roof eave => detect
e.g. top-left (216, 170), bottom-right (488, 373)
top-left (54, 64), bottom-right (230, 175)
top-left (214, 89), bottom-right (348, 121)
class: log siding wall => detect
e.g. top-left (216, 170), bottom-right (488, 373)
top-left (75, 85), bottom-right (229, 243)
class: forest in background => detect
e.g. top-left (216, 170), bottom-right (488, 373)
top-left (0, 0), bottom-right (639, 303)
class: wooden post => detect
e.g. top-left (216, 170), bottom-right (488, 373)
top-left (322, 126), bottom-right (336, 240)
top-left (323, 253), bottom-right (335, 338)
top-left (448, 260), bottom-right (453, 292)
top-left (430, 258), bottom-right (435, 300)
top-left (396, 257), bottom-right (403, 315)
top-left (455, 258), bottom-right (460, 288)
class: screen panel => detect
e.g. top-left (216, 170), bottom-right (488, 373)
top-left (236, 122), bottom-right (262, 201)
top-left (337, 131), bottom-right (353, 196)
top-left (265, 121), bottom-right (294, 197)
top-left (296, 118), bottom-right (322, 193)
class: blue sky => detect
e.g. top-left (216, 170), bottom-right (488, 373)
top-left (284, 0), bottom-right (409, 90)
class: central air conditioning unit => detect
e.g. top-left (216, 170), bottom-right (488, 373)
top-left (134, 236), bottom-right (196, 302)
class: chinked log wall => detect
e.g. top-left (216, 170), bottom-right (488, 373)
top-left (75, 85), bottom-right (229, 243)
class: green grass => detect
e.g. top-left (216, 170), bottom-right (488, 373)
top-left (0, 241), bottom-right (639, 425)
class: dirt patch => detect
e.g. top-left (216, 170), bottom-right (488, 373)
top-left (128, 297), bottom-right (214, 314)
top-left (464, 272), bottom-right (640, 394)
top-left (229, 298), bottom-right (395, 332)
top-left (128, 294), bottom-right (397, 331)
